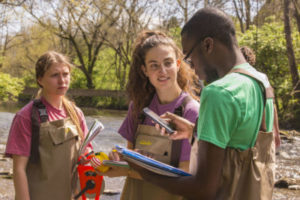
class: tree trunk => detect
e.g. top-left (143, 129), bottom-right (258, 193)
top-left (184, 0), bottom-right (188, 23)
top-left (283, 0), bottom-right (300, 97)
top-left (233, 0), bottom-right (245, 33)
top-left (292, 0), bottom-right (300, 33)
top-left (86, 73), bottom-right (95, 89)
top-left (244, 0), bottom-right (251, 30)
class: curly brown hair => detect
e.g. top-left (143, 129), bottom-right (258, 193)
top-left (240, 46), bottom-right (256, 66)
top-left (127, 30), bottom-right (200, 119)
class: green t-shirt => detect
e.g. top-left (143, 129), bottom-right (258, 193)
top-left (197, 63), bottom-right (274, 150)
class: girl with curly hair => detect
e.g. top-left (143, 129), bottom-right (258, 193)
top-left (99, 30), bottom-right (200, 200)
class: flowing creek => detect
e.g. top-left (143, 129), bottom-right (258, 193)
top-left (0, 108), bottom-right (299, 199)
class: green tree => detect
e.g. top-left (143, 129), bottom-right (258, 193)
top-left (2, 24), bottom-right (61, 87)
top-left (71, 47), bottom-right (118, 90)
top-left (0, 72), bottom-right (24, 102)
top-left (283, 0), bottom-right (300, 97)
top-left (239, 19), bottom-right (300, 123)
top-left (104, 0), bottom-right (155, 90)
top-left (23, 0), bottom-right (123, 89)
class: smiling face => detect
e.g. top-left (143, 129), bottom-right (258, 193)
top-left (37, 63), bottom-right (70, 97)
top-left (142, 45), bottom-right (180, 93)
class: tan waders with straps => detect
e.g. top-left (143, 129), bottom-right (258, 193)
top-left (121, 126), bottom-right (184, 200)
top-left (27, 100), bottom-right (81, 200)
top-left (121, 96), bottom-right (193, 200)
top-left (190, 68), bottom-right (277, 200)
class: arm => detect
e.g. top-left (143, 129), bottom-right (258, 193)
top-left (131, 111), bottom-right (226, 199)
top-left (12, 155), bottom-right (30, 200)
top-left (137, 88), bottom-right (237, 198)
top-left (129, 140), bottom-right (225, 199)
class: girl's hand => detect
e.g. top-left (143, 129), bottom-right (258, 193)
top-left (93, 149), bottom-right (128, 177)
top-left (78, 150), bottom-right (94, 164)
top-left (109, 149), bottom-right (122, 161)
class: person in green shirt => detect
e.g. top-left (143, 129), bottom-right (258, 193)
top-left (197, 62), bottom-right (273, 151)
top-left (127, 7), bottom-right (280, 200)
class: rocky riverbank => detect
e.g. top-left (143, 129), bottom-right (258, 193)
top-left (273, 130), bottom-right (300, 199)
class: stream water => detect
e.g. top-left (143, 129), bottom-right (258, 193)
top-left (0, 106), bottom-right (299, 199)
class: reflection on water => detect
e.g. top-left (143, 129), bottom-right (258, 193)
top-left (0, 108), bottom-right (300, 199)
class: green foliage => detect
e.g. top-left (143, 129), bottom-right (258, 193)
top-left (70, 67), bottom-right (88, 89)
top-left (2, 24), bottom-right (62, 87)
top-left (71, 48), bottom-right (123, 90)
top-left (239, 22), bottom-right (289, 86)
top-left (94, 48), bottom-right (122, 90)
top-left (70, 47), bottom-right (129, 108)
top-left (168, 26), bottom-right (182, 48)
top-left (238, 20), bottom-right (300, 122)
top-left (0, 55), bottom-right (4, 67)
top-left (73, 96), bottom-right (127, 109)
top-left (0, 72), bottom-right (24, 102)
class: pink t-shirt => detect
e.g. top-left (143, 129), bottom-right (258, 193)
top-left (5, 98), bottom-right (88, 157)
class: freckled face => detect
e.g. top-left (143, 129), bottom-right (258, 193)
top-left (38, 63), bottom-right (70, 97)
top-left (142, 45), bottom-right (180, 93)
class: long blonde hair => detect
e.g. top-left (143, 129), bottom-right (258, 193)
top-left (35, 51), bottom-right (84, 139)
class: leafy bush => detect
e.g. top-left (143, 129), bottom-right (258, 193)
top-left (238, 20), bottom-right (300, 125)
top-left (0, 72), bottom-right (24, 102)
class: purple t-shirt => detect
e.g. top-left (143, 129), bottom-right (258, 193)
top-left (5, 97), bottom-right (88, 157)
top-left (118, 92), bottom-right (199, 161)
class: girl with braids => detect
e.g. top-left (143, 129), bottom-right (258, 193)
top-left (100, 30), bottom-right (200, 200)
top-left (5, 51), bottom-right (90, 200)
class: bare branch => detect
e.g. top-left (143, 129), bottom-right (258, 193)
top-left (0, 0), bottom-right (25, 6)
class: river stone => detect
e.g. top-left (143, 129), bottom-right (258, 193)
top-left (288, 185), bottom-right (300, 190)
top-left (275, 178), bottom-right (298, 189)
top-left (275, 179), bottom-right (289, 188)
top-left (280, 151), bottom-right (291, 159)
